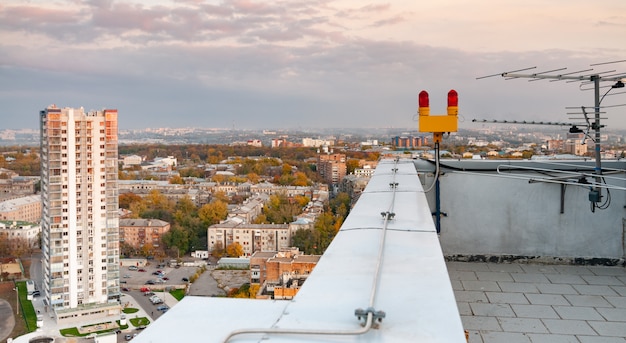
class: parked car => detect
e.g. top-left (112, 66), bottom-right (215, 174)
top-left (140, 287), bottom-right (150, 292)
top-left (145, 280), bottom-right (155, 285)
top-left (128, 266), bottom-right (138, 271)
top-left (123, 274), bottom-right (131, 278)
top-left (144, 291), bottom-right (155, 297)
top-left (182, 277), bottom-right (189, 282)
top-left (125, 334), bottom-right (132, 341)
top-left (122, 287), bottom-right (130, 292)
top-left (138, 268), bottom-right (146, 272)
top-left (156, 304), bottom-right (169, 311)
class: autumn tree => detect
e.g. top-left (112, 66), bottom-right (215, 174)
top-left (198, 200), bottom-right (228, 226)
top-left (119, 193), bottom-right (143, 209)
top-left (169, 175), bottom-right (184, 184)
top-left (225, 242), bottom-right (244, 257)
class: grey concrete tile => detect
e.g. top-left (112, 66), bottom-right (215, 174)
top-left (525, 293), bottom-right (570, 306)
top-left (553, 306), bottom-right (604, 320)
top-left (481, 331), bottom-right (531, 343)
top-left (450, 270), bottom-right (478, 281)
top-left (450, 279), bottom-right (463, 290)
top-left (536, 283), bottom-right (579, 295)
top-left (499, 282), bottom-right (539, 293)
top-left (498, 318), bottom-right (548, 333)
top-left (526, 333), bottom-right (580, 343)
top-left (546, 273), bottom-right (588, 285)
top-left (553, 265), bottom-right (595, 275)
top-left (611, 286), bottom-right (626, 297)
top-left (587, 266), bottom-right (626, 277)
top-left (520, 264), bottom-right (559, 274)
top-left (455, 290), bottom-right (488, 303)
top-left (448, 261), bottom-right (491, 272)
top-left (457, 301), bottom-right (472, 316)
top-left (573, 285), bottom-right (619, 296)
top-left (486, 292), bottom-right (529, 305)
top-left (605, 296), bottom-right (626, 308)
top-left (477, 271), bottom-right (514, 282)
top-left (618, 276), bottom-right (626, 285)
top-left (587, 321), bottom-right (626, 337)
top-left (511, 304), bottom-right (560, 319)
top-left (512, 273), bottom-right (551, 283)
top-left (577, 336), bottom-right (626, 343)
top-left (488, 264), bottom-right (525, 273)
top-left (596, 307), bottom-right (626, 322)
top-left (565, 295), bottom-right (613, 307)
top-left (582, 275), bottom-right (624, 286)
top-left (470, 303), bottom-right (516, 317)
top-left (467, 330), bottom-right (484, 343)
top-left (542, 319), bottom-right (597, 335)
top-left (463, 280), bottom-right (502, 292)
top-left (461, 315), bottom-right (502, 331)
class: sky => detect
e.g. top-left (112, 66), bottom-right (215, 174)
top-left (1, 0), bottom-right (625, 131)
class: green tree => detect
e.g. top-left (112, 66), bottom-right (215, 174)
top-left (291, 228), bottom-right (320, 254)
top-left (161, 227), bottom-right (190, 256)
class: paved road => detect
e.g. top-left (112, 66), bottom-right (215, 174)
top-left (0, 299), bottom-right (15, 342)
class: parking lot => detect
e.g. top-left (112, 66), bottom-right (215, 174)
top-left (120, 262), bottom-right (199, 291)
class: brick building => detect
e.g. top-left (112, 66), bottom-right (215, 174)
top-left (250, 249), bottom-right (321, 299)
top-left (119, 218), bottom-right (170, 249)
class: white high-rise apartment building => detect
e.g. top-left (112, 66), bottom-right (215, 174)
top-left (40, 105), bottom-right (121, 322)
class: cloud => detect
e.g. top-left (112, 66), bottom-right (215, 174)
top-left (0, 0), bottom-right (625, 130)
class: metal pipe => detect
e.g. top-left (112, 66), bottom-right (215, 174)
top-left (594, 75), bottom-right (602, 201)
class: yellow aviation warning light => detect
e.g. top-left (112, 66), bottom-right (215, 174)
top-left (418, 90), bottom-right (458, 143)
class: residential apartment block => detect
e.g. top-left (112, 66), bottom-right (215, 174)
top-left (317, 153), bottom-right (347, 186)
top-left (208, 222), bottom-right (291, 256)
top-left (119, 218), bottom-right (170, 249)
top-left (40, 105), bottom-right (121, 322)
top-left (0, 194), bottom-right (42, 223)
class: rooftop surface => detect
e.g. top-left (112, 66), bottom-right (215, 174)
top-left (447, 261), bottom-right (626, 343)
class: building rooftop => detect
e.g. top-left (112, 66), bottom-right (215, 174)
top-left (132, 158), bottom-right (626, 343)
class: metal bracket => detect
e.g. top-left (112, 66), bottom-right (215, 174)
top-left (355, 307), bottom-right (386, 327)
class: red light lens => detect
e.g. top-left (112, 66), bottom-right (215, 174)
top-left (447, 90), bottom-right (458, 107)
top-left (419, 91), bottom-right (429, 108)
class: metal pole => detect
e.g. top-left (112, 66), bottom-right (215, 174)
top-left (593, 75), bottom-right (602, 199)
top-left (15, 287), bottom-right (19, 315)
top-left (434, 142), bottom-right (441, 234)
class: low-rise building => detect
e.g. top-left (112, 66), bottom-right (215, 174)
top-left (0, 220), bottom-right (41, 249)
top-left (119, 218), bottom-right (171, 249)
top-left (0, 194), bottom-right (42, 223)
top-left (250, 248), bottom-right (320, 299)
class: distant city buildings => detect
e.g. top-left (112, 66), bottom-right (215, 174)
top-left (0, 167), bottom-right (38, 197)
top-left (391, 135), bottom-right (428, 149)
top-left (39, 105), bottom-right (121, 323)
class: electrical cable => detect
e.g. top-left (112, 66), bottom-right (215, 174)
top-left (422, 142), bottom-right (440, 193)
top-left (220, 159), bottom-right (400, 343)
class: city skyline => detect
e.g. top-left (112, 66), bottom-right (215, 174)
top-left (1, 1), bottom-right (626, 130)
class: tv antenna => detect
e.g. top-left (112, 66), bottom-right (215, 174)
top-left (477, 60), bottom-right (626, 212)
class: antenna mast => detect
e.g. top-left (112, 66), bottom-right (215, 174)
top-left (478, 60), bottom-right (626, 211)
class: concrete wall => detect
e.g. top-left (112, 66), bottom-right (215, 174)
top-left (414, 159), bottom-right (626, 260)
